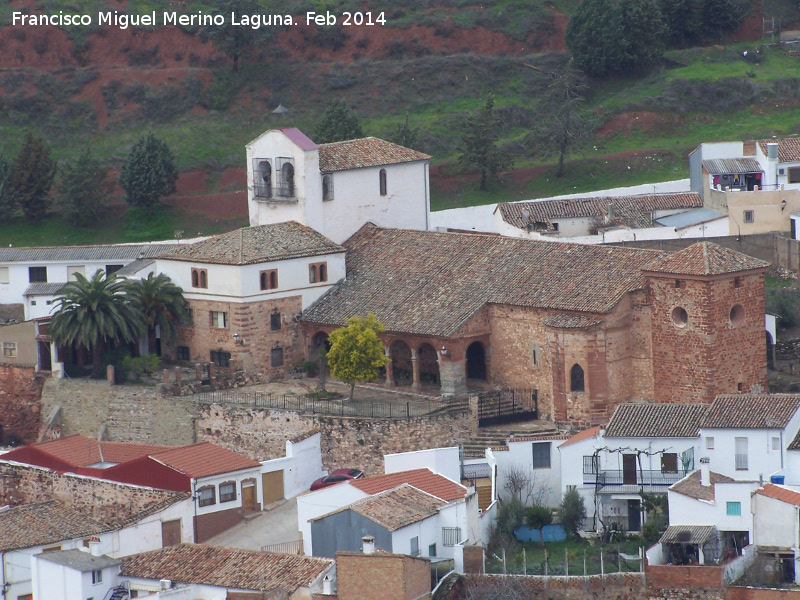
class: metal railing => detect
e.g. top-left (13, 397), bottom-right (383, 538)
top-left (194, 390), bottom-right (438, 419)
top-left (253, 182), bottom-right (296, 202)
top-left (592, 469), bottom-right (684, 488)
top-left (261, 539), bottom-right (303, 554)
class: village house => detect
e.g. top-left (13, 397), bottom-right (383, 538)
top-left (246, 127), bottom-right (431, 244)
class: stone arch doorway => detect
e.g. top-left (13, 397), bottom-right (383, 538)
top-left (466, 341), bottom-right (487, 380)
top-left (310, 331), bottom-right (331, 378)
top-left (418, 343), bottom-right (440, 387)
top-left (390, 340), bottom-right (412, 386)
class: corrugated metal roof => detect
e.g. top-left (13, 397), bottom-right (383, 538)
top-left (24, 282), bottom-right (67, 296)
top-left (660, 525), bottom-right (716, 544)
top-left (655, 208), bottom-right (727, 230)
top-left (0, 243), bottom-right (180, 263)
top-left (701, 158), bottom-right (762, 175)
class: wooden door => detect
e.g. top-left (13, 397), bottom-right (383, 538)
top-left (622, 454), bottom-right (637, 485)
top-left (262, 470), bottom-right (284, 505)
top-left (161, 519), bottom-right (181, 547)
top-left (242, 482), bottom-right (256, 513)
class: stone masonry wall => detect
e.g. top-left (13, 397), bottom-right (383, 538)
top-left (195, 401), bottom-right (477, 474)
top-left (0, 461), bottom-right (183, 526)
top-left (0, 364), bottom-right (45, 445)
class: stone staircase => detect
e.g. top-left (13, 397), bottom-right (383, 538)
top-left (461, 423), bottom-right (563, 459)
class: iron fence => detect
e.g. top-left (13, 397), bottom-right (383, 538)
top-left (261, 539), bottom-right (303, 554)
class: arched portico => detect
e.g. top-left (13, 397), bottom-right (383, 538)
top-left (466, 341), bottom-right (487, 381)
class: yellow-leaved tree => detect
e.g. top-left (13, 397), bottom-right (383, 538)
top-left (326, 313), bottom-right (388, 401)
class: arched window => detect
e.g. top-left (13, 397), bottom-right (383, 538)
top-left (191, 268), bottom-right (207, 289)
top-left (257, 160), bottom-right (272, 198)
top-left (318, 263), bottom-right (327, 282)
top-left (269, 270), bottom-right (278, 289)
top-left (570, 364), bottom-right (585, 392)
top-left (260, 272), bottom-right (267, 291)
top-left (282, 162), bottom-right (295, 197)
top-left (322, 174), bottom-right (333, 201)
top-left (379, 168), bottom-right (387, 196)
top-left (192, 270), bottom-right (199, 287)
top-left (199, 270), bottom-right (207, 288)
top-left (309, 265), bottom-right (317, 283)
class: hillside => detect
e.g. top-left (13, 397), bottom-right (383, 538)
top-left (2, 0), bottom-right (800, 244)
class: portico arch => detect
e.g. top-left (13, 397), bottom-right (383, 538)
top-left (418, 343), bottom-right (440, 388)
top-left (390, 340), bottom-right (412, 386)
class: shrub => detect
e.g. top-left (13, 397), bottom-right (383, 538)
top-left (559, 487), bottom-right (587, 541)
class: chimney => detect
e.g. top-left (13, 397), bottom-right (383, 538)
top-left (323, 574), bottom-right (333, 595)
top-left (362, 535), bottom-right (375, 555)
top-left (700, 457), bottom-right (711, 487)
top-left (88, 536), bottom-right (102, 556)
top-left (767, 142), bottom-right (779, 160)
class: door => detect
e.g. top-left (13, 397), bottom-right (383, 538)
top-left (161, 519), bottom-right (181, 547)
top-left (627, 499), bottom-right (641, 532)
top-left (242, 481), bottom-right (257, 513)
top-left (262, 471), bottom-right (284, 505)
top-left (622, 454), bottom-right (637, 485)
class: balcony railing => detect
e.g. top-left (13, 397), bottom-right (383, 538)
top-left (253, 182), bottom-right (297, 202)
top-left (588, 469), bottom-right (685, 490)
top-left (735, 453), bottom-right (748, 470)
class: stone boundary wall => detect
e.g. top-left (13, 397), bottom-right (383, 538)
top-left (646, 565), bottom-right (725, 590)
top-left (0, 364), bottom-right (45, 445)
top-left (728, 588), bottom-right (800, 600)
top-left (0, 461), bottom-right (182, 526)
top-left (195, 400), bottom-right (478, 474)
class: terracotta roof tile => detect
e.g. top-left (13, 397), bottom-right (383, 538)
top-left (318, 138), bottom-right (431, 172)
top-left (605, 403), bottom-right (707, 438)
top-left (157, 222), bottom-right (342, 266)
top-left (121, 544), bottom-right (333, 592)
top-left (498, 193), bottom-right (703, 231)
top-left (350, 468), bottom-right (467, 502)
top-left (24, 434), bottom-right (176, 467)
top-left (702, 394), bottom-right (800, 429)
top-left (559, 425), bottom-right (602, 448)
top-left (0, 501), bottom-right (111, 552)
top-left (645, 242), bottom-right (769, 276)
top-left (757, 138), bottom-right (800, 163)
top-left (301, 225), bottom-right (663, 337)
top-left (150, 443), bottom-right (261, 478)
top-left (542, 314), bottom-right (602, 329)
top-left (670, 470), bottom-right (734, 501)
top-left (755, 483), bottom-right (800, 506)
top-left (788, 428), bottom-right (800, 450)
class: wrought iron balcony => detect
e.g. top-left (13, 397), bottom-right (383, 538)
top-left (586, 469), bottom-right (685, 492)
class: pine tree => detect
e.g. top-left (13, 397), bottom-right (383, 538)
top-left (388, 114), bottom-right (421, 150)
top-left (314, 100), bottom-right (364, 144)
top-left (458, 94), bottom-right (513, 191)
top-left (11, 133), bottom-right (55, 224)
top-left (199, 0), bottom-right (276, 72)
top-left (119, 133), bottom-right (179, 218)
top-left (59, 148), bottom-right (111, 226)
top-left (0, 150), bottom-right (17, 222)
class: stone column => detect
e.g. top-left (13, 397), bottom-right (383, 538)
top-left (411, 348), bottom-right (420, 392)
top-left (384, 346), bottom-right (393, 388)
top-left (439, 356), bottom-right (467, 397)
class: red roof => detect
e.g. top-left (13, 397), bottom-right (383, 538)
top-left (350, 469), bottom-right (466, 502)
top-left (559, 426), bottom-right (602, 448)
top-left (645, 242), bottom-right (768, 277)
top-left (755, 483), bottom-right (800, 506)
top-left (149, 443), bottom-right (261, 478)
top-left (14, 435), bottom-right (173, 468)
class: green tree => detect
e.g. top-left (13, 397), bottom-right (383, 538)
top-left (458, 93), bottom-right (514, 191)
top-left (0, 150), bottom-right (17, 222)
top-left (11, 132), bottom-right (55, 224)
top-left (326, 313), bottom-right (387, 401)
top-left (525, 504), bottom-right (553, 547)
top-left (559, 486), bottom-right (587, 541)
top-left (528, 61), bottom-right (598, 178)
top-left (49, 270), bottom-right (145, 379)
top-left (59, 148), bottom-right (111, 226)
top-left (127, 272), bottom-right (192, 355)
top-left (388, 114), bottom-right (420, 150)
top-left (566, 0), bottom-right (666, 77)
top-left (314, 100), bottom-right (364, 144)
top-left (199, 0), bottom-right (276, 72)
top-left (119, 133), bottom-right (179, 218)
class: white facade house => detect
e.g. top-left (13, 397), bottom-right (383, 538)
top-left (383, 446), bottom-right (461, 484)
top-left (751, 483), bottom-right (800, 583)
top-left (492, 435), bottom-right (565, 508)
top-left (32, 548), bottom-right (122, 600)
top-left (261, 430), bottom-right (326, 500)
top-left (246, 128), bottom-right (431, 244)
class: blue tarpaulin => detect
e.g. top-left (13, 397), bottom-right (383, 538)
top-left (514, 524), bottom-right (567, 543)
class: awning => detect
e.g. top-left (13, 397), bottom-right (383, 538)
top-left (659, 525), bottom-right (716, 545)
top-left (702, 158), bottom-right (762, 175)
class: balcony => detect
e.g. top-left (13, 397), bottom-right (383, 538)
top-left (735, 453), bottom-right (748, 470)
top-left (586, 469), bottom-right (685, 493)
top-left (253, 182), bottom-right (297, 203)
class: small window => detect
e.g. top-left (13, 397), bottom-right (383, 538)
top-left (92, 569), bottom-right (103, 584)
top-left (772, 436), bottom-right (780, 451)
top-left (256, 159), bottom-right (272, 198)
top-left (30, 301), bottom-right (36, 306)
top-left (42, 545), bottom-right (62, 553)
top-left (67, 265), bottom-right (85, 281)
top-left (734, 276), bottom-right (741, 289)
top-left (726, 501), bottom-right (742, 516)
top-left (583, 455), bottom-right (598, 475)
top-left (410, 536), bottom-right (419, 556)
top-left (2, 342), bottom-right (17, 358)
top-left (379, 168), bottom-right (387, 196)
top-left (730, 304), bottom-right (745, 327)
top-left (198, 486), bottom-right (216, 507)
top-left (260, 269), bottom-right (278, 290)
top-left (789, 167), bottom-right (800, 184)
top-left (428, 543), bottom-right (436, 557)
top-left (706, 436), bottom-right (714, 450)
top-left (210, 350), bottom-right (231, 367)
top-left (45, 300), bottom-right (52, 305)
top-left (309, 262), bottom-right (328, 283)
top-left (552, 222), bottom-right (559, 232)
top-left (177, 346), bottom-right (190, 361)
top-left (29, 266), bottom-right (47, 283)
top-left (675, 279), bottom-right (681, 289)
top-left (322, 174), bottom-right (334, 201)
top-left (309, 264), bottom-right (317, 283)
top-left (738, 382), bottom-right (744, 392)
top-left (271, 346), bottom-right (284, 367)
top-left (532, 442), bottom-right (551, 469)
top-left (219, 482), bottom-right (236, 503)
top-left (442, 527), bottom-right (461, 547)
top-left (192, 268), bottom-right (207, 289)
top-left (672, 306), bottom-right (688, 327)
top-left (532, 348), bottom-right (537, 365)
top-left (743, 210), bottom-right (754, 223)
top-left (0, 267), bottom-right (8, 284)
top-left (210, 311), bottom-right (227, 328)
top-left (570, 364), bottom-right (584, 392)
top-left (661, 453), bottom-right (678, 473)
top-left (270, 312), bottom-right (281, 331)
top-left (105, 264), bottom-right (123, 276)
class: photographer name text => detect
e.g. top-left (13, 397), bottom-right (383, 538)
top-left (10, 11), bottom-right (386, 30)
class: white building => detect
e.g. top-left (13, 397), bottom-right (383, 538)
top-left (751, 483), bottom-right (800, 583)
top-left (32, 547), bottom-right (122, 600)
top-left (491, 434), bottom-right (565, 509)
top-left (246, 128), bottom-right (431, 244)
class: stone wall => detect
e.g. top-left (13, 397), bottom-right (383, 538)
top-left (647, 565), bottom-right (725, 590)
top-left (0, 364), bottom-right (45, 445)
top-left (727, 588), bottom-right (800, 600)
top-left (196, 401), bottom-right (477, 474)
top-left (0, 461), bottom-right (183, 526)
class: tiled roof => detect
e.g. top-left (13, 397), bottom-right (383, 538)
top-left (660, 525), bottom-right (715, 544)
top-left (645, 242), bottom-right (769, 276)
top-left (542, 314), bottom-right (602, 329)
top-left (26, 434), bottom-right (174, 467)
top-left (345, 485), bottom-right (447, 531)
top-left (559, 425), bottom-right (602, 448)
top-left (114, 493), bottom-right (192, 529)
top-left (0, 243), bottom-right (179, 263)
top-left (755, 483), bottom-right (800, 506)
top-left (605, 403), bottom-right (707, 438)
top-left (497, 193), bottom-right (702, 231)
top-left (121, 544), bottom-right (333, 592)
top-left (702, 395), bottom-right (800, 429)
top-left (758, 138), bottom-right (800, 163)
top-left (670, 470), bottom-right (734, 501)
top-left (115, 258), bottom-right (155, 277)
top-left (301, 225), bottom-right (663, 337)
top-left (788, 428), bottom-right (800, 450)
top-left (150, 442), bottom-right (261, 478)
top-left (24, 282), bottom-right (67, 296)
top-left (37, 549), bottom-right (121, 571)
top-left (281, 127), bottom-right (318, 151)
top-left (701, 158), bottom-right (763, 175)
top-left (318, 137), bottom-right (431, 172)
top-left (0, 501), bottom-right (110, 552)
top-left (350, 468), bottom-right (467, 502)
top-left (157, 222), bottom-right (343, 266)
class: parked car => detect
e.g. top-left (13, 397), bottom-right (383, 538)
top-left (310, 468), bottom-right (364, 491)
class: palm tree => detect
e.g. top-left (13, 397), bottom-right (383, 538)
top-left (127, 272), bottom-right (191, 355)
top-left (49, 270), bottom-right (145, 378)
